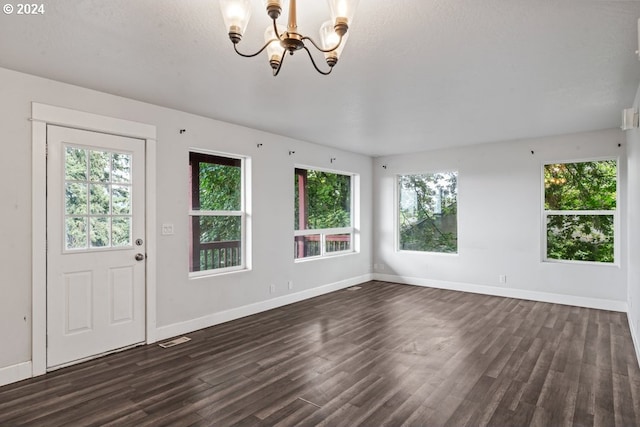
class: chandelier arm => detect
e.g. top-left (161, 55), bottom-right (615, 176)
top-left (272, 48), bottom-right (287, 77)
top-left (233, 39), bottom-right (279, 58)
top-left (301, 35), bottom-right (343, 54)
top-left (302, 46), bottom-right (333, 75)
top-left (272, 19), bottom-right (283, 39)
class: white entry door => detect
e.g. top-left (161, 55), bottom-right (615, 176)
top-left (46, 125), bottom-right (146, 369)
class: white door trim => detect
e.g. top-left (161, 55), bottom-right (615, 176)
top-left (31, 103), bottom-right (157, 376)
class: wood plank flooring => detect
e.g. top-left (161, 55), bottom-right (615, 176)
top-left (1, 280), bottom-right (639, 426)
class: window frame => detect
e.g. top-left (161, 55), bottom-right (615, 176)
top-left (541, 157), bottom-right (619, 266)
top-left (395, 171), bottom-right (459, 255)
top-left (189, 150), bottom-right (248, 277)
top-left (294, 166), bottom-right (356, 261)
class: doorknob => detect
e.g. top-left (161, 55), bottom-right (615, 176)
top-left (135, 253), bottom-right (145, 261)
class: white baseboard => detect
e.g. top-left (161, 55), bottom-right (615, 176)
top-left (0, 361), bottom-right (32, 387)
top-left (156, 274), bottom-right (373, 341)
top-left (628, 314), bottom-right (640, 368)
top-left (372, 273), bottom-right (627, 312)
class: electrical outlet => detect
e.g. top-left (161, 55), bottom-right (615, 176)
top-left (270, 284), bottom-right (276, 294)
top-left (161, 223), bottom-right (174, 235)
top-left (288, 281), bottom-right (293, 290)
top-left (499, 275), bottom-right (507, 284)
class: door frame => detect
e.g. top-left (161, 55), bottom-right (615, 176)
top-left (31, 102), bottom-right (158, 376)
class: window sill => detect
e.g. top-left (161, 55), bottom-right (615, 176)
top-left (542, 259), bottom-right (620, 268)
top-left (397, 249), bottom-right (459, 256)
top-left (294, 250), bottom-right (358, 264)
top-left (189, 266), bottom-right (251, 280)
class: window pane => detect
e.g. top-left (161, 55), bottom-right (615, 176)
top-left (66, 217), bottom-right (87, 250)
top-left (112, 153), bottom-right (131, 183)
top-left (65, 147), bottom-right (87, 181)
top-left (65, 183), bottom-right (87, 215)
top-left (198, 163), bottom-right (241, 211)
top-left (294, 235), bottom-right (321, 259)
top-left (546, 215), bottom-right (614, 263)
top-left (398, 172), bottom-right (458, 253)
top-left (544, 161), bottom-right (616, 210)
top-left (326, 234), bottom-right (351, 253)
top-left (112, 185), bottom-right (131, 214)
top-left (295, 170), bottom-right (351, 230)
top-left (89, 150), bottom-right (110, 182)
top-left (90, 184), bottom-right (110, 214)
top-left (112, 217), bottom-right (131, 247)
top-left (90, 217), bottom-right (110, 248)
top-left (191, 215), bottom-right (242, 271)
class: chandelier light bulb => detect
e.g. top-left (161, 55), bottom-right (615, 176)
top-left (219, 0), bottom-right (252, 43)
top-left (327, 0), bottom-right (359, 24)
top-left (265, 24), bottom-right (286, 70)
top-left (319, 20), bottom-right (348, 67)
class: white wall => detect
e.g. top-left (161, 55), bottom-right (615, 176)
top-left (0, 67), bottom-right (372, 375)
top-left (373, 129), bottom-right (627, 308)
top-left (627, 83), bottom-right (640, 357)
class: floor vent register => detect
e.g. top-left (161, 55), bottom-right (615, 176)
top-left (158, 336), bottom-right (191, 348)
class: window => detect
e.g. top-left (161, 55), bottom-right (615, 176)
top-left (64, 146), bottom-right (133, 250)
top-left (294, 168), bottom-right (354, 259)
top-left (189, 152), bottom-right (246, 274)
top-left (544, 160), bottom-right (617, 263)
top-left (398, 172), bottom-right (458, 253)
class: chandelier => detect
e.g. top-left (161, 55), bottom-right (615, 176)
top-left (219, 0), bottom-right (359, 76)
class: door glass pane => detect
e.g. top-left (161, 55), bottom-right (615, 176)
top-left (89, 150), bottom-right (110, 182)
top-left (90, 217), bottom-right (110, 248)
top-left (89, 184), bottom-right (110, 214)
top-left (112, 217), bottom-right (131, 247)
top-left (112, 185), bottom-right (131, 214)
top-left (66, 217), bottom-right (88, 250)
top-left (65, 183), bottom-right (88, 215)
top-left (112, 153), bottom-right (131, 183)
top-left (65, 147), bottom-right (87, 181)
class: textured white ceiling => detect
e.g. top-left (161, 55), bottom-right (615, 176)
top-left (1, 0), bottom-right (639, 156)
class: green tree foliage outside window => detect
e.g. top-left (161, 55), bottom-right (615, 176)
top-left (197, 161), bottom-right (241, 243)
top-left (294, 169), bottom-right (353, 259)
top-left (398, 172), bottom-right (458, 253)
top-left (294, 169), bottom-right (351, 230)
top-left (544, 160), bottom-right (616, 263)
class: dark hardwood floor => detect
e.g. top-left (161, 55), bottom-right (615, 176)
top-left (1, 280), bottom-right (639, 426)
